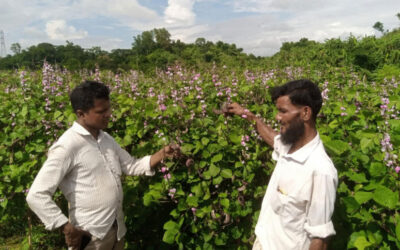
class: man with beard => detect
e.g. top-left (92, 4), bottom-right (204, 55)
top-left (226, 79), bottom-right (337, 250)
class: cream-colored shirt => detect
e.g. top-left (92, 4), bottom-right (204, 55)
top-left (255, 133), bottom-right (337, 250)
top-left (27, 122), bottom-right (153, 240)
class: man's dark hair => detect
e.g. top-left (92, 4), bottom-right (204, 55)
top-left (70, 80), bottom-right (110, 113)
top-left (270, 79), bottom-right (322, 121)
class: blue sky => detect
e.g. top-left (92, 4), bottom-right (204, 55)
top-left (1, 0), bottom-right (400, 56)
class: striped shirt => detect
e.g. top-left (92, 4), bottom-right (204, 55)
top-left (27, 121), bottom-right (153, 240)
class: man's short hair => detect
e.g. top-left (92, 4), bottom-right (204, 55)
top-left (270, 79), bottom-right (322, 121)
top-left (70, 80), bottom-right (110, 113)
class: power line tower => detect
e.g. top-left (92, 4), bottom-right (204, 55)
top-left (0, 30), bottom-right (6, 57)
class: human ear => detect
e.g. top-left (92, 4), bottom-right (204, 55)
top-left (76, 109), bottom-right (85, 118)
top-left (302, 106), bottom-right (312, 121)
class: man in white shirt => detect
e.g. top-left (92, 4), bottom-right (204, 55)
top-left (27, 80), bottom-right (179, 250)
top-left (227, 79), bottom-right (337, 250)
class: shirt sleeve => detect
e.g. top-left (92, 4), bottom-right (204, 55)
top-left (304, 173), bottom-right (337, 238)
top-left (26, 145), bottom-right (70, 230)
top-left (114, 141), bottom-right (154, 176)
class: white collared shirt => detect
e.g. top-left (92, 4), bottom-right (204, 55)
top-left (255, 133), bottom-right (338, 250)
top-left (27, 122), bottom-right (153, 240)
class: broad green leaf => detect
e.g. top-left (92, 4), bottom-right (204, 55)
top-left (163, 220), bottom-right (179, 230)
top-left (346, 172), bottom-right (368, 183)
top-left (342, 196), bottom-right (360, 213)
top-left (323, 140), bottom-right (350, 156)
top-left (21, 105), bottom-right (28, 117)
top-left (211, 153), bottom-right (223, 163)
top-left (220, 169), bottom-right (232, 178)
top-left (180, 144), bottom-right (194, 154)
top-left (360, 138), bottom-right (374, 153)
top-left (373, 186), bottom-right (398, 209)
top-left (220, 198), bottom-right (229, 208)
top-left (396, 221), bottom-right (400, 240)
top-left (354, 191), bottom-right (373, 204)
top-left (229, 133), bottom-right (241, 144)
top-left (209, 164), bottom-right (220, 177)
top-left (201, 137), bottom-right (210, 145)
top-left (389, 120), bottom-right (400, 132)
top-left (187, 196), bottom-right (199, 207)
top-left (354, 236), bottom-right (373, 250)
top-left (162, 229), bottom-right (178, 244)
top-left (368, 162), bottom-right (386, 177)
top-left (191, 184), bottom-right (203, 197)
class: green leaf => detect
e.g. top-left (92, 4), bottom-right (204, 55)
top-left (229, 133), bottom-right (241, 144)
top-left (368, 162), bottom-right (386, 177)
top-left (323, 140), bottom-right (350, 156)
top-left (21, 105), bottom-right (28, 117)
top-left (163, 220), bottom-right (179, 230)
top-left (396, 221), bottom-right (400, 240)
top-left (220, 198), bottom-right (229, 208)
top-left (342, 196), bottom-right (360, 213)
top-left (389, 120), bottom-right (400, 132)
top-left (346, 172), bottom-right (368, 183)
top-left (180, 143), bottom-right (194, 154)
top-left (220, 169), bottom-right (232, 178)
top-left (373, 186), bottom-right (398, 209)
top-left (53, 110), bottom-right (62, 119)
top-left (211, 154), bottom-right (223, 163)
top-left (163, 229), bottom-right (179, 244)
top-left (201, 137), bottom-right (210, 145)
top-left (209, 164), bottom-right (220, 177)
top-left (354, 236), bottom-right (373, 250)
top-left (191, 184), bottom-right (203, 197)
top-left (360, 138), bottom-right (374, 153)
top-left (187, 196), bottom-right (199, 207)
top-left (354, 191), bottom-right (373, 204)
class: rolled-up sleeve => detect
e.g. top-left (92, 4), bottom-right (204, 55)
top-left (115, 142), bottom-right (154, 176)
top-left (304, 173), bottom-right (337, 238)
top-left (26, 145), bottom-right (71, 230)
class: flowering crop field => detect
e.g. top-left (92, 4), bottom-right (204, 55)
top-left (0, 62), bottom-right (400, 249)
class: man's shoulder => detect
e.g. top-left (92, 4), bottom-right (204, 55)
top-left (50, 127), bottom-right (82, 151)
top-left (308, 144), bottom-right (337, 177)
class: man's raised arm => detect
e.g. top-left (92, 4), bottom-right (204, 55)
top-left (226, 103), bottom-right (278, 147)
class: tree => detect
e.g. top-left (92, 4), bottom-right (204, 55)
top-left (373, 21), bottom-right (384, 34)
top-left (396, 13), bottom-right (400, 21)
top-left (10, 43), bottom-right (21, 54)
top-left (154, 28), bottom-right (171, 50)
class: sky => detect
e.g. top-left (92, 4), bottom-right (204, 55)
top-left (1, 0), bottom-right (399, 56)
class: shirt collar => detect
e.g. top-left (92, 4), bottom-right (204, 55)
top-left (72, 121), bottom-right (104, 140)
top-left (283, 133), bottom-right (321, 163)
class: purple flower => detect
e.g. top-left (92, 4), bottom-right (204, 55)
top-left (159, 104), bottom-right (167, 111)
top-left (395, 166), bottom-right (400, 173)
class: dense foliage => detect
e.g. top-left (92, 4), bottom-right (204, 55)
top-left (1, 28), bottom-right (400, 249)
top-left (0, 28), bottom-right (262, 74)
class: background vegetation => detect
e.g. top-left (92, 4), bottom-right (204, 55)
top-left (1, 17), bottom-right (400, 249)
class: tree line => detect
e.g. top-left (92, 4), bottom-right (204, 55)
top-left (0, 28), bottom-right (263, 74)
top-left (1, 14), bottom-right (400, 78)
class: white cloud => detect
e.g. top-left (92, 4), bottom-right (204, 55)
top-left (46, 20), bottom-right (88, 40)
top-left (164, 0), bottom-right (196, 26)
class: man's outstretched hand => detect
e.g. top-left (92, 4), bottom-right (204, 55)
top-left (163, 143), bottom-right (181, 159)
top-left (62, 222), bottom-right (91, 250)
top-left (226, 103), bottom-right (246, 116)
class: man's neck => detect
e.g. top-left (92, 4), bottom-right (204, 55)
top-left (77, 120), bottom-right (100, 140)
top-left (288, 127), bottom-right (317, 154)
